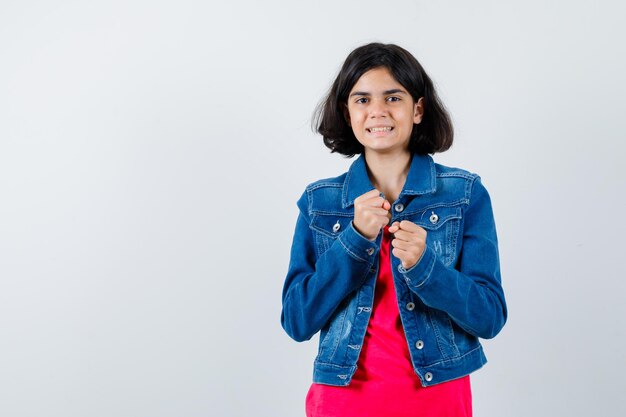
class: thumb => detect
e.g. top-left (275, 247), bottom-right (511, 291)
top-left (388, 221), bottom-right (401, 232)
top-left (382, 200), bottom-right (391, 210)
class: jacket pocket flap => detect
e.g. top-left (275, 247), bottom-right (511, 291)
top-left (410, 205), bottom-right (462, 231)
top-left (310, 214), bottom-right (353, 238)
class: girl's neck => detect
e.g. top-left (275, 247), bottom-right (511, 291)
top-left (363, 150), bottom-right (412, 204)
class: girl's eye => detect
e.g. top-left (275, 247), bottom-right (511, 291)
top-left (355, 97), bottom-right (368, 104)
top-left (387, 96), bottom-right (400, 102)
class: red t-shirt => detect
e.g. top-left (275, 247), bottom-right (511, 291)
top-left (306, 225), bottom-right (472, 417)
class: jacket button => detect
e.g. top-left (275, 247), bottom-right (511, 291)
top-left (394, 203), bottom-right (404, 213)
top-left (366, 247), bottom-right (375, 256)
top-left (429, 212), bottom-right (439, 224)
top-left (415, 340), bottom-right (424, 349)
top-left (425, 372), bottom-right (433, 382)
top-left (406, 302), bottom-right (415, 311)
top-left (332, 220), bottom-right (341, 233)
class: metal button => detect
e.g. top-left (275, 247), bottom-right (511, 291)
top-left (397, 264), bottom-right (403, 272)
top-left (394, 203), bottom-right (404, 213)
top-left (366, 247), bottom-right (375, 256)
top-left (332, 220), bottom-right (341, 233)
top-left (424, 372), bottom-right (433, 382)
top-left (429, 212), bottom-right (439, 224)
top-left (415, 340), bottom-right (424, 349)
top-left (406, 302), bottom-right (415, 311)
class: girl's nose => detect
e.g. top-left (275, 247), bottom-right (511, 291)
top-left (368, 99), bottom-right (388, 117)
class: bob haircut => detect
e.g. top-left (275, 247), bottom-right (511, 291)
top-left (314, 42), bottom-right (454, 157)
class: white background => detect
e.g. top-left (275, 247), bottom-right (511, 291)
top-left (1, 1), bottom-right (624, 416)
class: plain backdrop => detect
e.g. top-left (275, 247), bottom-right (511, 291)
top-left (1, 1), bottom-right (624, 416)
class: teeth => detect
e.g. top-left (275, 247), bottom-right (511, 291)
top-left (369, 127), bottom-right (392, 132)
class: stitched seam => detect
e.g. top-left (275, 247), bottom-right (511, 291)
top-left (307, 182), bottom-right (343, 191)
top-left (342, 164), bottom-right (356, 207)
top-left (313, 360), bottom-right (356, 369)
top-left (437, 172), bottom-right (476, 180)
top-left (444, 314), bottom-right (460, 356)
top-left (310, 227), bottom-right (339, 239)
top-left (305, 188), bottom-right (313, 215)
top-left (338, 235), bottom-right (368, 263)
top-left (413, 252), bottom-right (436, 288)
top-left (429, 156), bottom-right (437, 190)
top-left (407, 199), bottom-right (468, 212)
top-left (395, 212), bottom-right (461, 230)
top-left (399, 189), bottom-right (434, 195)
top-left (418, 345), bottom-right (483, 369)
top-left (447, 216), bottom-right (460, 266)
top-left (397, 201), bottom-right (468, 218)
top-left (311, 209), bottom-right (352, 216)
top-left (428, 309), bottom-right (449, 360)
top-left (466, 175), bottom-right (479, 202)
top-left (328, 307), bottom-right (348, 359)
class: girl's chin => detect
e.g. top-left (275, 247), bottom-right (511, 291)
top-left (363, 145), bottom-right (410, 154)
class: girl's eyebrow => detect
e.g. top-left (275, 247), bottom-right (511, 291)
top-left (349, 89), bottom-right (408, 97)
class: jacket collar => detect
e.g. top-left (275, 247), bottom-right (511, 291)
top-left (342, 153), bottom-right (436, 208)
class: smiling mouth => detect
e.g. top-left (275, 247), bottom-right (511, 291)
top-left (367, 127), bottom-right (394, 133)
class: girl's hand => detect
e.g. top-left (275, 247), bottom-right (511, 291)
top-left (353, 189), bottom-right (391, 241)
top-left (388, 220), bottom-right (427, 270)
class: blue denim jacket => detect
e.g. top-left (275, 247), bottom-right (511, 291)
top-left (281, 153), bottom-right (507, 387)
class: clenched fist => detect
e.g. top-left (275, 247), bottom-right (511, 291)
top-left (388, 220), bottom-right (427, 270)
top-left (353, 189), bottom-right (391, 241)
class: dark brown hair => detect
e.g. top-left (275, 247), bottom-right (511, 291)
top-left (314, 43), bottom-right (454, 157)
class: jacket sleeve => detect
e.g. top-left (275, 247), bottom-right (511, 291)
top-left (280, 189), bottom-right (380, 342)
top-left (397, 176), bottom-right (507, 339)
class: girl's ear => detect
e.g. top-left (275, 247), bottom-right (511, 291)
top-left (342, 104), bottom-right (351, 126)
top-left (413, 97), bottom-right (425, 124)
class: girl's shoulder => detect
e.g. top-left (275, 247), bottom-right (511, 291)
top-left (433, 160), bottom-right (480, 181)
top-left (431, 160), bottom-right (495, 209)
top-left (302, 172), bottom-right (348, 192)
top-left (294, 171), bottom-right (349, 215)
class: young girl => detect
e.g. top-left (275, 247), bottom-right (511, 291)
top-left (281, 43), bottom-right (507, 417)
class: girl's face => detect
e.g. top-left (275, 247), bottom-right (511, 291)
top-left (345, 67), bottom-right (423, 156)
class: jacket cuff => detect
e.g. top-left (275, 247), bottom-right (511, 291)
top-left (397, 244), bottom-right (436, 287)
top-left (337, 221), bottom-right (380, 263)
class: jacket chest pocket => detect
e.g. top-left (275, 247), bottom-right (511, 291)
top-left (406, 204), bottom-right (462, 267)
top-left (310, 213), bottom-right (353, 257)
